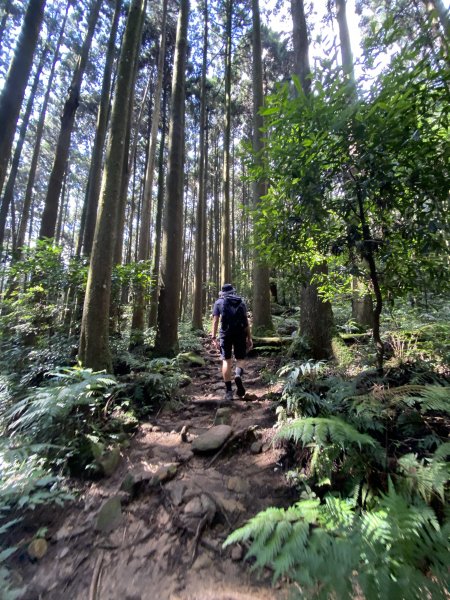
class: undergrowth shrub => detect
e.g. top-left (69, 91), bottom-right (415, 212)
top-left (122, 357), bottom-right (186, 418)
top-left (227, 360), bottom-right (450, 597)
top-left (4, 366), bottom-right (122, 477)
top-left (225, 485), bottom-right (450, 599)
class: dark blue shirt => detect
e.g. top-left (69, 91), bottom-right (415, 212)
top-left (213, 295), bottom-right (248, 335)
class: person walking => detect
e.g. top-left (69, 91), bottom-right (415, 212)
top-left (211, 283), bottom-right (253, 401)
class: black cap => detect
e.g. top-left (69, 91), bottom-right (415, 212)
top-left (221, 283), bottom-right (235, 293)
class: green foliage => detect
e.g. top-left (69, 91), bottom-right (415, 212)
top-left (0, 242), bottom-right (87, 389)
top-left (276, 416), bottom-right (379, 451)
top-left (3, 366), bottom-right (122, 478)
top-left (250, 32), bottom-right (449, 370)
top-left (331, 336), bottom-right (354, 369)
top-left (240, 356), bottom-right (450, 595)
top-left (178, 321), bottom-right (203, 353)
top-left (7, 367), bottom-right (118, 444)
top-left (123, 357), bottom-right (186, 417)
top-left (0, 440), bottom-right (72, 513)
top-left (286, 334), bottom-right (310, 359)
top-left (225, 487), bottom-right (450, 599)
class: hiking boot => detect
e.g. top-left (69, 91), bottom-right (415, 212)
top-left (235, 376), bottom-right (246, 398)
top-left (224, 389), bottom-right (234, 401)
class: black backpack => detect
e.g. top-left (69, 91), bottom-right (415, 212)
top-left (221, 295), bottom-right (247, 333)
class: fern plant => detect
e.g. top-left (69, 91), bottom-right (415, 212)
top-left (7, 367), bottom-right (118, 444)
top-left (224, 486), bottom-right (450, 599)
top-left (396, 446), bottom-right (450, 503)
top-left (275, 416), bottom-right (380, 451)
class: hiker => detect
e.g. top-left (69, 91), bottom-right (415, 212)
top-left (211, 283), bottom-right (253, 401)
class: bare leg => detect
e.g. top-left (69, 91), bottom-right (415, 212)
top-left (222, 358), bottom-right (233, 382)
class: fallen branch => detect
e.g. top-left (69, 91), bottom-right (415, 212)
top-left (88, 551), bottom-right (104, 600)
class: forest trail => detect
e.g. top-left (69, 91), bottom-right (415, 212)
top-left (17, 341), bottom-right (292, 600)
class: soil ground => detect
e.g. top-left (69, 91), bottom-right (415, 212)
top-left (10, 341), bottom-right (295, 600)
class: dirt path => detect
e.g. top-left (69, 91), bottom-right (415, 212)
top-left (15, 341), bottom-right (293, 599)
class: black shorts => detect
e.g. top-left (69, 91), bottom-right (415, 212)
top-left (219, 333), bottom-right (247, 360)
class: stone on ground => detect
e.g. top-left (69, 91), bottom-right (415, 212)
top-left (192, 425), bottom-right (233, 452)
top-left (95, 496), bottom-right (122, 533)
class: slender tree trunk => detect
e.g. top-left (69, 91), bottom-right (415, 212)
top-left (220, 0), bottom-right (232, 284)
top-left (0, 45), bottom-right (48, 249)
top-left (148, 88), bottom-right (168, 328)
top-left (251, 0), bottom-right (272, 333)
top-left (0, 0), bottom-right (13, 51)
top-left (15, 0), bottom-right (69, 256)
top-left (192, 0), bottom-right (208, 330)
top-left (292, 0), bottom-right (334, 358)
top-left (355, 183), bottom-right (383, 370)
top-left (80, 0), bottom-right (122, 257)
top-left (290, 0), bottom-right (310, 95)
top-left (39, 0), bottom-right (102, 240)
top-left (79, 0), bottom-right (147, 371)
top-left (131, 0), bottom-right (168, 340)
top-left (154, 0), bottom-right (189, 355)
top-left (335, 0), bottom-right (373, 330)
top-left (0, 0), bottom-right (46, 200)
top-left (202, 116), bottom-right (209, 311)
top-left (55, 170), bottom-right (68, 244)
top-left (213, 136), bottom-right (221, 292)
top-left (335, 0), bottom-right (355, 85)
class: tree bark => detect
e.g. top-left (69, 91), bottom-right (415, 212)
top-left (0, 0), bottom-right (46, 200)
top-left (154, 0), bottom-right (189, 356)
top-left (335, 0), bottom-right (355, 84)
top-left (131, 0), bottom-right (168, 340)
top-left (0, 45), bottom-right (48, 249)
top-left (148, 85), bottom-right (168, 328)
top-left (0, 0), bottom-right (13, 52)
top-left (251, 0), bottom-right (272, 333)
top-left (292, 0), bottom-right (334, 358)
top-left (15, 0), bottom-right (70, 255)
top-left (80, 0), bottom-right (122, 257)
top-left (39, 0), bottom-right (102, 240)
top-left (79, 0), bottom-right (147, 371)
top-left (192, 0), bottom-right (208, 330)
top-left (220, 0), bottom-right (232, 285)
top-left (290, 0), bottom-right (310, 95)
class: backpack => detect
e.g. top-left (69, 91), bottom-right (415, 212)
top-left (221, 295), bottom-right (247, 333)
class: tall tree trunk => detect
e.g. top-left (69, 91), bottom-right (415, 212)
top-left (292, 0), bottom-right (334, 358)
top-left (213, 136), bottom-right (221, 292)
top-left (148, 86), bottom-right (168, 328)
top-left (131, 0), bottom-right (168, 340)
top-left (335, 0), bottom-right (355, 84)
top-left (0, 0), bottom-right (46, 200)
top-left (79, 0), bottom-right (146, 371)
top-left (0, 0), bottom-right (13, 51)
top-left (335, 0), bottom-right (373, 330)
top-left (15, 0), bottom-right (70, 256)
top-left (80, 0), bottom-right (122, 257)
top-left (192, 0), bottom-right (208, 330)
top-left (251, 0), bottom-right (272, 334)
top-left (220, 0), bottom-right (232, 284)
top-left (154, 0), bottom-right (189, 355)
top-left (0, 45), bottom-right (48, 249)
top-left (290, 0), bottom-right (310, 95)
top-left (39, 0), bottom-right (102, 240)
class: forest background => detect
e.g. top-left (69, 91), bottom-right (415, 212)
top-left (0, 0), bottom-right (449, 597)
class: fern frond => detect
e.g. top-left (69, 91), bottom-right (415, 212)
top-left (275, 416), bottom-right (379, 450)
top-left (6, 367), bottom-right (118, 442)
top-left (226, 488), bottom-right (450, 599)
top-left (397, 453), bottom-right (449, 503)
top-left (414, 385), bottom-right (450, 414)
